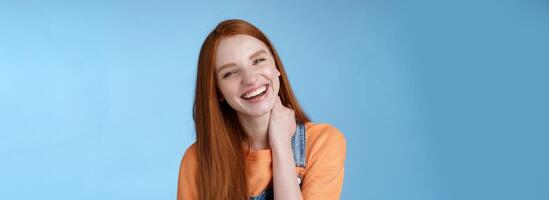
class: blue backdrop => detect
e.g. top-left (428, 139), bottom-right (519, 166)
top-left (1, 0), bottom-right (548, 199)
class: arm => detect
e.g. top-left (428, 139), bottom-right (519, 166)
top-left (271, 139), bottom-right (303, 200)
top-left (269, 97), bottom-right (303, 200)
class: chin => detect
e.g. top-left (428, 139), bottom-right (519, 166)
top-left (239, 103), bottom-right (274, 117)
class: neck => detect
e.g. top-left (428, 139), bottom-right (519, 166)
top-left (237, 112), bottom-right (270, 150)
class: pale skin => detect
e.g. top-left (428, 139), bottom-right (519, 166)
top-left (215, 34), bottom-right (303, 200)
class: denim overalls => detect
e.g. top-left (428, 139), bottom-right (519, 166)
top-left (249, 122), bottom-right (307, 200)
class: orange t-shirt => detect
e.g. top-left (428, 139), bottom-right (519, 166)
top-left (177, 122), bottom-right (347, 200)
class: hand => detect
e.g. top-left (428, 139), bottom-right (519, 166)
top-left (268, 96), bottom-right (297, 149)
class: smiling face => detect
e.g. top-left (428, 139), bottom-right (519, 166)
top-left (215, 34), bottom-right (281, 117)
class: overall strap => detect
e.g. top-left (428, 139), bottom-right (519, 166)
top-left (290, 122), bottom-right (307, 167)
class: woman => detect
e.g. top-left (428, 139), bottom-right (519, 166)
top-left (177, 19), bottom-right (346, 200)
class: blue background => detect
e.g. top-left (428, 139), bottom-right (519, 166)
top-left (1, 0), bottom-right (548, 199)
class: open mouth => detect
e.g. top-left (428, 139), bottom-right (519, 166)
top-left (241, 84), bottom-right (269, 101)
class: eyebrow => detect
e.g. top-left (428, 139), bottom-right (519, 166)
top-left (216, 50), bottom-right (268, 74)
top-left (248, 49), bottom-right (267, 60)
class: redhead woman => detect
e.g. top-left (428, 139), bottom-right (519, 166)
top-left (177, 19), bottom-right (347, 200)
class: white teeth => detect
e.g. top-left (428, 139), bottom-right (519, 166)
top-left (243, 85), bottom-right (267, 99)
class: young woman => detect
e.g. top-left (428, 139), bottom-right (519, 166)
top-left (177, 19), bottom-right (346, 200)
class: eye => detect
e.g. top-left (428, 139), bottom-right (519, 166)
top-left (223, 69), bottom-right (238, 79)
top-left (253, 58), bottom-right (266, 65)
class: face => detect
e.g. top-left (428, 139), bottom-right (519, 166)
top-left (215, 34), bottom-right (281, 117)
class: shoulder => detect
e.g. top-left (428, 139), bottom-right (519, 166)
top-left (305, 122), bottom-right (346, 148)
top-left (304, 122), bottom-right (347, 166)
top-left (177, 143), bottom-right (199, 199)
top-left (180, 143), bottom-right (198, 170)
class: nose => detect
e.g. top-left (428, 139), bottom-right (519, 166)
top-left (241, 69), bottom-right (258, 85)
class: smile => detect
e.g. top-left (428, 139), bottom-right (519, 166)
top-left (241, 84), bottom-right (269, 102)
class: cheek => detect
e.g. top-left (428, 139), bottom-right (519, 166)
top-left (217, 81), bottom-right (238, 98)
top-left (262, 66), bottom-right (281, 94)
top-left (273, 76), bottom-right (281, 95)
top-left (260, 65), bottom-right (280, 78)
top-left (271, 66), bottom-right (281, 86)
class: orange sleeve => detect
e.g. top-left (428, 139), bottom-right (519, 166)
top-left (301, 125), bottom-right (347, 200)
top-left (177, 143), bottom-right (198, 200)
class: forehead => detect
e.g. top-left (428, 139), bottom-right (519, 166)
top-left (215, 34), bottom-right (270, 68)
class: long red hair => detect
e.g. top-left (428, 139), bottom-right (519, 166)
top-left (193, 19), bottom-right (310, 200)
